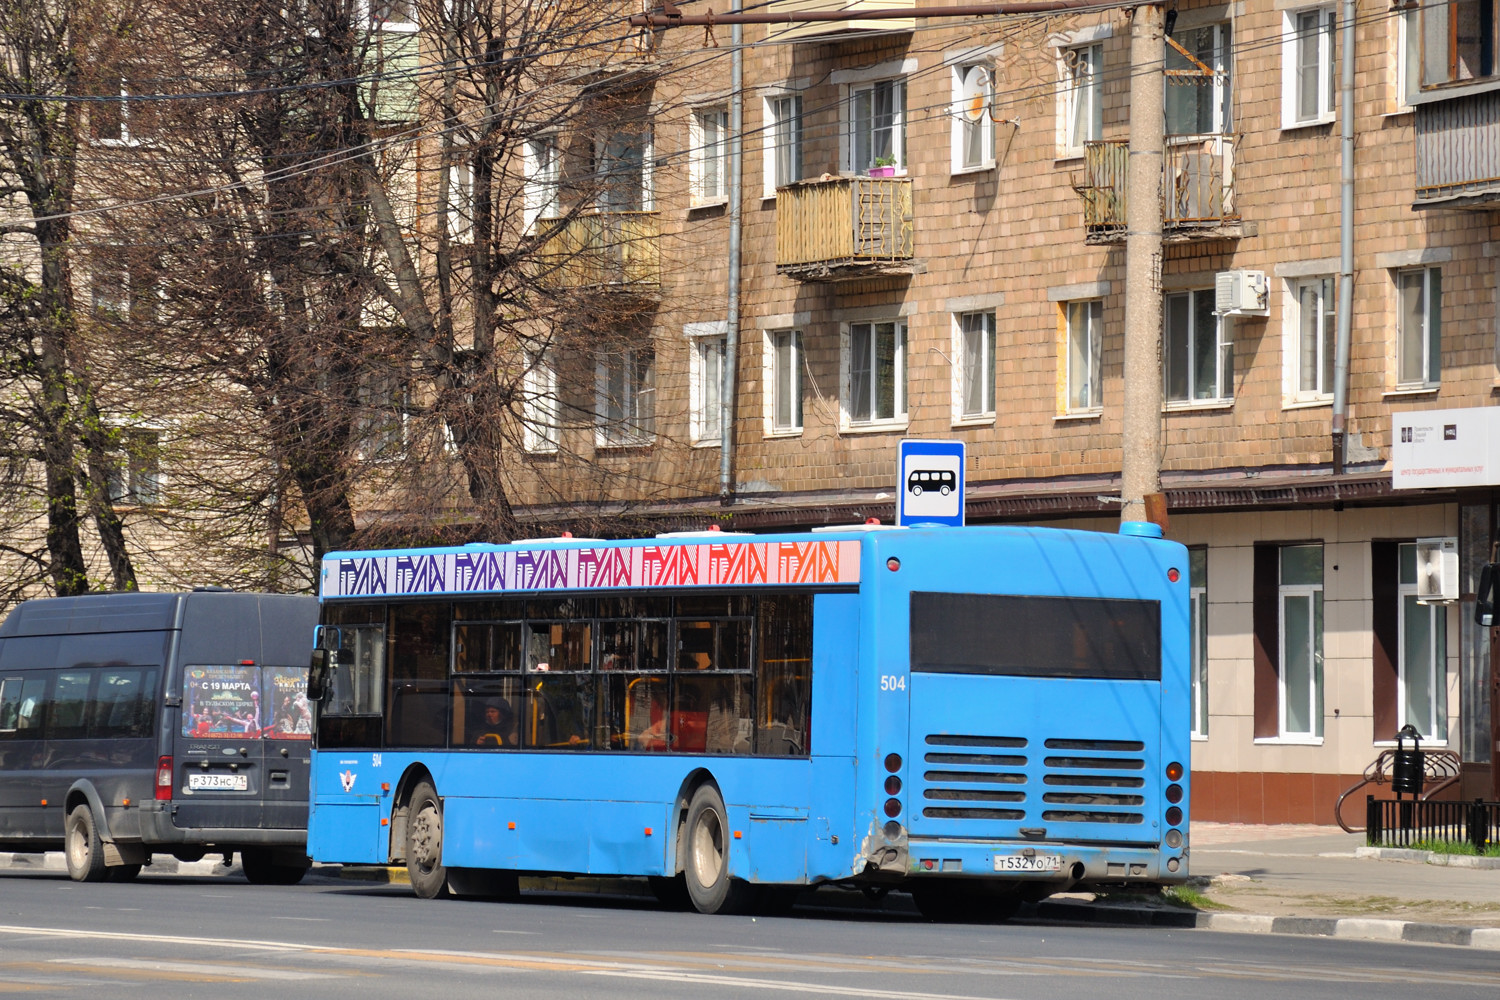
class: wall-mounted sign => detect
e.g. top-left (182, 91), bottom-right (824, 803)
top-left (1392, 407), bottom-right (1500, 490)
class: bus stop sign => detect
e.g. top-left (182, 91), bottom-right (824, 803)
top-left (897, 440), bottom-right (966, 527)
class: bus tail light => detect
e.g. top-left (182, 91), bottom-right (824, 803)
top-left (155, 757), bottom-right (173, 801)
top-left (1165, 761), bottom-right (1184, 782)
top-left (883, 798), bottom-right (901, 818)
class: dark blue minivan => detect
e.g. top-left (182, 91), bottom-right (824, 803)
top-left (0, 590), bottom-right (317, 883)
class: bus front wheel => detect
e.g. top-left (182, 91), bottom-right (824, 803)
top-left (406, 780), bottom-right (449, 899)
top-left (64, 804), bottom-right (108, 883)
top-left (681, 785), bottom-right (754, 915)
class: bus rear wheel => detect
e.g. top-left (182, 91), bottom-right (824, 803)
top-left (406, 780), bottom-right (449, 899)
top-left (64, 804), bottom-right (108, 883)
top-left (681, 785), bottom-right (754, 915)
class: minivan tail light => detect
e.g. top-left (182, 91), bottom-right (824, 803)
top-left (155, 756), bottom-right (173, 801)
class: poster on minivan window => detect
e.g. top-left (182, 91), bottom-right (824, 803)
top-left (265, 667), bottom-right (313, 739)
top-left (183, 666), bottom-right (263, 738)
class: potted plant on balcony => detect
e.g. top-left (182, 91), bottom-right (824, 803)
top-left (868, 155), bottom-right (897, 178)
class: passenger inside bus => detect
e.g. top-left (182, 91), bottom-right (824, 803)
top-left (474, 700), bottom-right (517, 747)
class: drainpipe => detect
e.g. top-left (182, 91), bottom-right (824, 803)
top-left (720, 8), bottom-right (743, 504)
top-left (1331, 0), bottom-right (1355, 475)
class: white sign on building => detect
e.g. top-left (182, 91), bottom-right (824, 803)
top-left (1391, 406), bottom-right (1500, 490)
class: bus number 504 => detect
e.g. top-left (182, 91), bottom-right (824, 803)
top-left (879, 675), bottom-right (906, 691)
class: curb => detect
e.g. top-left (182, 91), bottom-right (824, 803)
top-left (1355, 846), bottom-right (1500, 870)
top-left (0, 852), bottom-right (238, 878)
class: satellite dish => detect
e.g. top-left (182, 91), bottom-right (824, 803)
top-left (958, 66), bottom-right (989, 122)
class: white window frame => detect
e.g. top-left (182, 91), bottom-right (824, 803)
top-left (1163, 288), bottom-right (1232, 404)
top-left (762, 94), bottom-right (803, 198)
top-left (91, 260), bottom-right (131, 317)
top-left (690, 107), bottom-right (730, 206)
top-left (93, 77), bottom-right (145, 147)
top-left (1059, 41), bottom-right (1103, 156)
top-left (953, 311), bottom-right (996, 423)
top-left (841, 319), bottom-right (907, 430)
top-left (445, 158), bottom-right (473, 243)
top-left (765, 328), bottom-right (804, 436)
top-left (1284, 276), bottom-right (1336, 404)
top-left (367, 0), bottom-right (417, 31)
top-left (523, 136), bottom-right (560, 232)
top-left (1395, 4), bottom-right (1419, 112)
top-left (846, 78), bottom-right (906, 174)
top-left (1189, 547), bottom-right (1208, 740)
top-left (354, 369), bottom-right (410, 461)
top-left (1277, 543), bottom-right (1324, 741)
top-left (1282, 5), bottom-right (1337, 128)
top-left (522, 349), bottom-right (559, 455)
top-left (951, 63), bottom-right (995, 174)
top-left (1398, 541), bottom-right (1449, 743)
top-left (1064, 299), bottom-right (1103, 414)
top-left (596, 124), bottom-right (654, 213)
top-left (1396, 266), bottom-right (1441, 388)
top-left (105, 426), bottom-right (163, 507)
top-left (594, 347), bottom-right (655, 448)
top-left (1165, 21), bottom-right (1232, 136)
top-left (686, 322), bottom-right (727, 446)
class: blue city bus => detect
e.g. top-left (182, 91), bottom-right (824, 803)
top-left (306, 522), bottom-right (1191, 918)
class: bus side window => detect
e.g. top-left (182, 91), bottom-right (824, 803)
top-left (758, 594), bottom-right (813, 756)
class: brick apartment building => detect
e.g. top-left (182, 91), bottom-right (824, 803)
top-left (483, 0), bottom-right (1500, 824)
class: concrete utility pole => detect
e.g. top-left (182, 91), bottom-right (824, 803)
top-left (1121, 3), bottom-right (1165, 526)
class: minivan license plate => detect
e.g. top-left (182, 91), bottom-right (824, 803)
top-left (189, 773), bottom-right (248, 791)
top-left (993, 854), bottom-right (1061, 872)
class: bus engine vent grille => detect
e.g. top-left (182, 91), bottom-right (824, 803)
top-left (1039, 738), bottom-right (1147, 824)
top-left (921, 734), bottom-right (1027, 820)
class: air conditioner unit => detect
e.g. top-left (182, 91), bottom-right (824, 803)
top-left (1416, 536), bottom-right (1459, 605)
top-left (1214, 269), bottom-right (1269, 316)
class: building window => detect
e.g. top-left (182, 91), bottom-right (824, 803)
top-left (1282, 6), bottom-right (1336, 127)
top-left (1164, 288), bottom-right (1231, 403)
top-left (1397, 267), bottom-right (1441, 387)
top-left (689, 328), bottom-right (726, 445)
top-left (765, 95), bottom-right (802, 196)
top-left (1398, 542), bottom-right (1449, 741)
top-left (1065, 300), bottom-right (1103, 413)
top-left (1415, 0), bottom-right (1498, 89)
top-left (769, 329), bottom-right (803, 434)
top-left (596, 123), bottom-right (653, 213)
top-left (848, 78), bottom-right (905, 174)
top-left (690, 108), bottom-right (729, 205)
top-left (1189, 547), bottom-right (1208, 739)
top-left (106, 429), bottom-right (162, 506)
top-left (354, 369), bottom-right (409, 460)
top-left (91, 255), bottom-right (157, 323)
top-left (369, 0), bottom-right (417, 31)
top-left (952, 64), bottom-right (994, 172)
top-left (522, 350), bottom-right (558, 455)
top-left (1061, 42), bottom-right (1102, 155)
top-left (1288, 276), bottom-right (1335, 402)
top-left (1278, 543), bottom-right (1324, 739)
top-left (91, 76), bottom-right (155, 146)
top-left (845, 320), bottom-right (906, 426)
top-left (523, 137), bottom-right (559, 231)
top-left (595, 347), bottom-right (654, 448)
top-left (1166, 22), bottom-right (1232, 135)
top-left (956, 311), bottom-right (995, 420)
top-left (445, 158), bottom-right (473, 242)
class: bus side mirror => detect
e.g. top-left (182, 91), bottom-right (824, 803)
top-left (307, 649), bottom-right (333, 702)
top-left (1476, 563), bottom-right (1498, 628)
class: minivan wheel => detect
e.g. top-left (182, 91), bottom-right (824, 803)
top-left (64, 804), bottom-right (108, 883)
top-left (406, 780), bottom-right (449, 899)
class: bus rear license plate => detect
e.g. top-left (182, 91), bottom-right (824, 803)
top-left (993, 854), bottom-right (1061, 873)
top-left (189, 774), bottom-right (248, 791)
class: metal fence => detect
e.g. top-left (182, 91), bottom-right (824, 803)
top-left (1366, 796), bottom-right (1500, 852)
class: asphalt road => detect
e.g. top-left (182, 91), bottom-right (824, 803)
top-left (0, 872), bottom-right (1495, 999)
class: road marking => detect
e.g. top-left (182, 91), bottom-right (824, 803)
top-left (583, 968), bottom-right (1016, 999)
top-left (49, 958), bottom-right (338, 980)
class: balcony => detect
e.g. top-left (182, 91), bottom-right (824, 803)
top-left (1074, 135), bottom-right (1242, 245)
top-left (1414, 89), bottom-right (1500, 209)
top-left (776, 176), bottom-right (914, 282)
top-left (537, 212), bottom-right (659, 289)
top-left (765, 0), bottom-right (914, 42)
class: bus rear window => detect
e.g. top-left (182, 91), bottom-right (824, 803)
top-left (910, 592), bottom-right (1161, 681)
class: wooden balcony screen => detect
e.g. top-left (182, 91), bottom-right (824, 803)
top-left (776, 176), bottom-right (913, 272)
top-left (1077, 135), bottom-right (1239, 234)
top-left (537, 212), bottom-right (660, 287)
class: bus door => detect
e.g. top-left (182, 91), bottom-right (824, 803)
top-left (905, 592), bottom-right (1164, 848)
top-left (174, 663), bottom-right (311, 832)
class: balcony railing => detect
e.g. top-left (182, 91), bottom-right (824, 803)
top-left (1415, 89), bottom-right (1500, 208)
top-left (1075, 135), bottom-right (1241, 244)
top-left (537, 212), bottom-right (659, 289)
top-left (776, 176), bottom-right (914, 281)
top-left (765, 0), bottom-right (914, 41)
